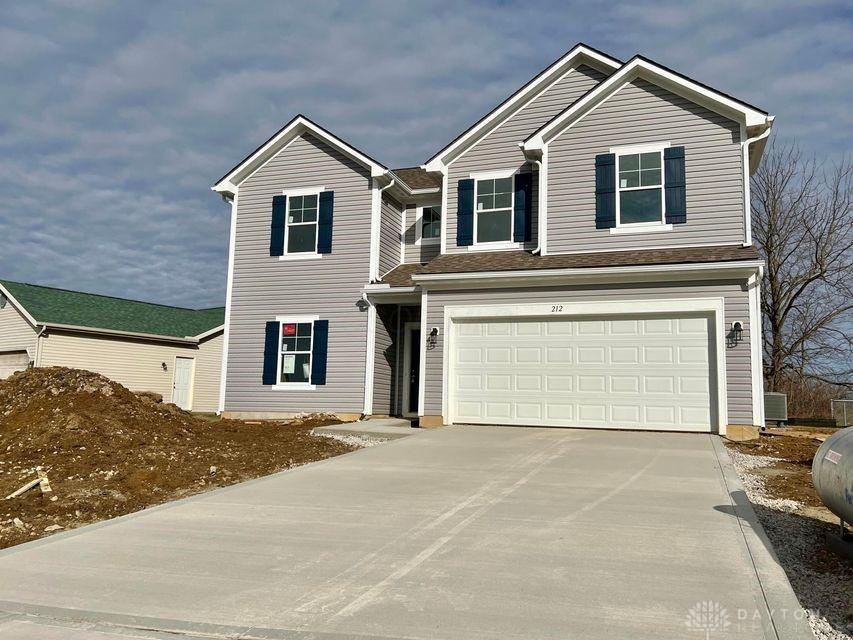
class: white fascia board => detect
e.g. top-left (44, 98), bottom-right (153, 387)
top-left (213, 116), bottom-right (386, 191)
top-left (192, 324), bottom-right (225, 341)
top-left (43, 323), bottom-right (199, 345)
top-left (423, 45), bottom-right (621, 171)
top-left (0, 283), bottom-right (39, 329)
top-left (525, 58), bottom-right (771, 151)
top-left (412, 260), bottom-right (764, 289)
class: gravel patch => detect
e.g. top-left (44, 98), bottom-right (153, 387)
top-left (312, 431), bottom-right (388, 448)
top-left (727, 448), bottom-right (853, 640)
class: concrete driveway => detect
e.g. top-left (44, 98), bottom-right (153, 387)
top-left (0, 426), bottom-right (810, 640)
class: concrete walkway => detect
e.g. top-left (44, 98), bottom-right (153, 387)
top-left (0, 426), bottom-right (810, 639)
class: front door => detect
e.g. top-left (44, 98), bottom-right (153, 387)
top-left (402, 323), bottom-right (420, 416)
top-left (172, 357), bottom-right (194, 410)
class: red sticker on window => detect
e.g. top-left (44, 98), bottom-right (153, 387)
top-left (282, 323), bottom-right (297, 336)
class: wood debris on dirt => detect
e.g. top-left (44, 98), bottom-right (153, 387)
top-left (0, 367), bottom-right (361, 549)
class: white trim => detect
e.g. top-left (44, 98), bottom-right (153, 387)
top-left (171, 355), bottom-right (196, 411)
top-left (539, 146), bottom-right (549, 255)
top-left (38, 323), bottom-right (200, 344)
top-left (440, 169), bottom-right (449, 254)
top-left (442, 298), bottom-right (728, 433)
top-left (0, 283), bottom-right (39, 329)
top-left (279, 253), bottom-right (322, 261)
top-left (399, 203), bottom-right (406, 265)
top-left (412, 260), bottom-right (765, 288)
top-left (401, 321), bottom-right (420, 418)
top-left (423, 44), bottom-right (621, 170)
top-left (213, 115), bottom-right (385, 193)
top-left (369, 179), bottom-right (381, 281)
top-left (469, 168), bottom-right (518, 180)
top-left (748, 272), bottom-right (765, 426)
top-left (363, 299), bottom-right (377, 414)
top-left (418, 290), bottom-right (427, 416)
top-left (613, 144), bottom-right (668, 229)
top-left (473, 174), bottom-right (515, 246)
top-left (414, 202), bottom-right (442, 246)
top-left (281, 187), bottom-right (322, 259)
top-left (525, 57), bottom-right (770, 151)
top-left (273, 315), bottom-right (319, 391)
top-left (394, 307), bottom-right (402, 415)
top-left (610, 223), bottom-right (673, 235)
top-left (192, 324), bottom-right (225, 341)
top-left (467, 241), bottom-right (520, 252)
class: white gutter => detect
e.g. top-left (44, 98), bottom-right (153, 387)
top-left (39, 323), bottom-right (201, 345)
top-left (369, 175), bottom-right (396, 282)
top-left (741, 116), bottom-right (775, 246)
top-left (412, 259), bottom-right (765, 287)
top-left (530, 156), bottom-right (544, 255)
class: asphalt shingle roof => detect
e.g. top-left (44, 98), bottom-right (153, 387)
top-left (0, 280), bottom-right (224, 339)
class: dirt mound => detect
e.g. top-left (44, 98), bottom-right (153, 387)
top-left (0, 367), bottom-right (354, 549)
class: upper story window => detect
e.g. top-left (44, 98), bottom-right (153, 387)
top-left (279, 320), bottom-right (313, 384)
top-left (475, 177), bottom-right (513, 243)
top-left (420, 205), bottom-right (441, 243)
top-left (615, 145), bottom-right (666, 226)
top-left (286, 193), bottom-right (319, 253)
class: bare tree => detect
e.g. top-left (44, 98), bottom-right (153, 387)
top-left (752, 142), bottom-right (853, 392)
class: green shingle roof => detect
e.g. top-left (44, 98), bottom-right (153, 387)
top-left (0, 280), bottom-right (224, 340)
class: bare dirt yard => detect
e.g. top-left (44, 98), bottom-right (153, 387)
top-left (0, 367), bottom-right (368, 550)
top-left (726, 430), bottom-right (853, 640)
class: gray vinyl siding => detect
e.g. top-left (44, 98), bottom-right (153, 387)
top-left (547, 78), bottom-right (744, 253)
top-left (225, 132), bottom-right (372, 414)
top-left (403, 203), bottom-right (441, 264)
top-left (423, 280), bottom-right (754, 426)
top-left (379, 194), bottom-right (403, 277)
top-left (0, 300), bottom-right (37, 354)
top-left (372, 305), bottom-right (397, 415)
top-left (445, 65), bottom-right (606, 254)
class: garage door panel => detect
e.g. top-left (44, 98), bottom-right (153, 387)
top-left (452, 315), bottom-right (713, 432)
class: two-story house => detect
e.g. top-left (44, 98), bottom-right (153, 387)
top-left (212, 43), bottom-right (773, 436)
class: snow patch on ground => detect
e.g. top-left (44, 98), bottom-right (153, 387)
top-left (312, 431), bottom-right (387, 449)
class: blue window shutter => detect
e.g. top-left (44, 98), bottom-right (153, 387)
top-left (513, 172), bottom-right (533, 243)
top-left (317, 191), bottom-right (334, 254)
top-left (262, 321), bottom-right (279, 385)
top-left (595, 154), bottom-right (616, 229)
top-left (310, 320), bottom-right (329, 385)
top-left (664, 146), bottom-right (687, 224)
top-left (456, 179), bottom-right (474, 246)
top-left (270, 195), bottom-right (287, 256)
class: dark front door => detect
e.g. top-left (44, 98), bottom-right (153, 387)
top-left (408, 328), bottom-right (420, 414)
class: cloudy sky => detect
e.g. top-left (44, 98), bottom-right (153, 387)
top-left (2, 1), bottom-right (851, 308)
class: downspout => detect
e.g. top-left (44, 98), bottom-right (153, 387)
top-left (530, 158), bottom-right (543, 255)
top-left (369, 175), bottom-right (396, 283)
top-left (741, 117), bottom-right (774, 246)
top-left (33, 325), bottom-right (47, 368)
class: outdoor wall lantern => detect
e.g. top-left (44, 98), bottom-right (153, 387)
top-left (427, 327), bottom-right (439, 350)
top-left (730, 321), bottom-right (744, 345)
top-left (161, 362), bottom-right (168, 371)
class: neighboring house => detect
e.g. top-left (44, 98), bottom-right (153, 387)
top-left (0, 280), bottom-right (224, 412)
top-left (212, 43), bottom-right (773, 435)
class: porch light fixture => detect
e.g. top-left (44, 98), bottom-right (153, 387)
top-left (731, 321), bottom-right (743, 345)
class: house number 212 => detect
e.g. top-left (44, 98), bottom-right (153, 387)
top-left (551, 305), bottom-right (564, 313)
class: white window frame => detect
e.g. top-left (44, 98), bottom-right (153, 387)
top-left (272, 314), bottom-right (318, 390)
top-left (470, 169), bottom-right (519, 250)
top-left (280, 186), bottom-right (325, 261)
top-left (610, 143), bottom-right (673, 235)
top-left (416, 203), bottom-right (442, 246)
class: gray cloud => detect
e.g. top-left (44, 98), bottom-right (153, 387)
top-left (1, 0), bottom-right (849, 307)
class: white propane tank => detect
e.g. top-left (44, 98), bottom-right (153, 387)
top-left (812, 426), bottom-right (853, 524)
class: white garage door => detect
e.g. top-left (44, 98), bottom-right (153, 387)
top-left (0, 351), bottom-right (29, 380)
top-left (451, 315), bottom-right (714, 431)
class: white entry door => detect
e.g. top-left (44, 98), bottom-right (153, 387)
top-left (450, 315), bottom-right (714, 432)
top-left (171, 357), bottom-right (195, 410)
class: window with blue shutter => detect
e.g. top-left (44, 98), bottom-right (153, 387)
top-left (664, 146), bottom-right (687, 225)
top-left (595, 154), bottom-right (616, 229)
top-left (317, 191), bottom-right (334, 253)
top-left (513, 172), bottom-right (533, 243)
top-left (270, 195), bottom-right (287, 256)
top-left (262, 321), bottom-right (279, 385)
top-left (456, 179), bottom-right (474, 246)
top-left (310, 320), bottom-right (329, 385)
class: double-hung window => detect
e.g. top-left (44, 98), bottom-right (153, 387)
top-left (474, 176), bottom-right (513, 243)
top-left (420, 205), bottom-right (441, 243)
top-left (285, 193), bottom-right (319, 254)
top-left (615, 145), bottom-right (666, 227)
top-left (278, 320), bottom-right (313, 384)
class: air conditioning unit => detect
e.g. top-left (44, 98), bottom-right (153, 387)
top-left (764, 392), bottom-right (787, 427)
